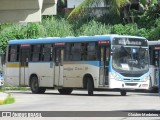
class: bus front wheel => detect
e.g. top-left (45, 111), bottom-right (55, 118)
top-left (87, 77), bottom-right (94, 96)
top-left (30, 76), bottom-right (46, 94)
top-left (120, 90), bottom-right (127, 96)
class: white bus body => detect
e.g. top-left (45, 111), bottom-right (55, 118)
top-left (5, 35), bottom-right (150, 95)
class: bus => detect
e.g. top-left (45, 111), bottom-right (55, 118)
top-left (148, 41), bottom-right (160, 92)
top-left (5, 35), bottom-right (150, 96)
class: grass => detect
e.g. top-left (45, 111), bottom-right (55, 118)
top-left (3, 86), bottom-right (30, 91)
top-left (0, 86), bottom-right (30, 91)
top-left (3, 94), bottom-right (15, 104)
top-left (0, 94), bottom-right (15, 105)
top-left (0, 86), bottom-right (29, 105)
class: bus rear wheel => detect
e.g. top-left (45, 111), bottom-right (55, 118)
top-left (87, 77), bottom-right (94, 96)
top-left (30, 76), bottom-right (46, 94)
top-left (120, 90), bottom-right (127, 96)
top-left (58, 88), bottom-right (73, 95)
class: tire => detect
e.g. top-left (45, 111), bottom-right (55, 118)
top-left (30, 76), bottom-right (46, 94)
top-left (87, 77), bottom-right (94, 96)
top-left (58, 88), bottom-right (73, 95)
top-left (149, 87), bottom-right (158, 93)
top-left (120, 90), bottom-right (127, 96)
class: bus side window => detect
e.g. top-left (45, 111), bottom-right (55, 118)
top-left (71, 43), bottom-right (81, 61)
top-left (42, 44), bottom-right (52, 61)
top-left (81, 43), bottom-right (87, 60)
top-left (65, 43), bottom-right (72, 61)
top-left (87, 42), bottom-right (97, 60)
top-left (31, 45), bottom-right (41, 62)
top-left (8, 45), bottom-right (19, 62)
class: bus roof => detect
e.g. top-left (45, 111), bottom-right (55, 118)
top-left (148, 41), bottom-right (160, 45)
top-left (8, 35), bottom-right (146, 45)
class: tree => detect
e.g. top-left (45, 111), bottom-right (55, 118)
top-left (67, 0), bottom-right (130, 21)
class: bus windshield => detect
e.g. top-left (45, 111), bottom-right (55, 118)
top-left (112, 46), bottom-right (149, 77)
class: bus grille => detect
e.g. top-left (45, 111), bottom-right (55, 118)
top-left (125, 83), bottom-right (138, 86)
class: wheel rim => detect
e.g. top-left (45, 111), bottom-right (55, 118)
top-left (31, 78), bottom-right (38, 91)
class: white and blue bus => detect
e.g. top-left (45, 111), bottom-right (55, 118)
top-left (5, 35), bottom-right (150, 95)
top-left (148, 41), bottom-right (160, 92)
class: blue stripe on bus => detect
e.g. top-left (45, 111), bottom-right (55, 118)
top-left (9, 36), bottom-right (112, 44)
top-left (8, 35), bottom-right (146, 45)
top-left (64, 61), bottom-right (100, 67)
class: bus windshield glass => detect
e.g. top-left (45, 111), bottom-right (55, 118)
top-left (112, 38), bottom-right (149, 77)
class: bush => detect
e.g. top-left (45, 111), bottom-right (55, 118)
top-left (76, 20), bottom-right (112, 36)
top-left (0, 17), bottom-right (75, 52)
top-left (148, 26), bottom-right (160, 40)
top-left (112, 23), bottom-right (149, 38)
top-left (42, 17), bottom-right (74, 37)
top-left (0, 16), bottom-right (159, 53)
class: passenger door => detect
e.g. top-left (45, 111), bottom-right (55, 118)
top-left (152, 50), bottom-right (160, 86)
top-left (54, 48), bottom-right (64, 86)
top-left (20, 45), bottom-right (30, 86)
top-left (99, 46), bottom-right (110, 86)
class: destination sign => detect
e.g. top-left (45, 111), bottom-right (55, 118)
top-left (21, 44), bottom-right (30, 47)
top-left (112, 38), bottom-right (147, 46)
top-left (55, 42), bottom-right (65, 46)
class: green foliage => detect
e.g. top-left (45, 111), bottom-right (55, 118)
top-left (140, 0), bottom-right (157, 7)
top-left (148, 26), bottom-right (160, 40)
top-left (42, 17), bottom-right (74, 37)
top-left (0, 17), bottom-right (75, 52)
top-left (112, 23), bottom-right (149, 38)
top-left (76, 20), bottom-right (112, 36)
top-left (2, 86), bottom-right (30, 91)
top-left (3, 94), bottom-right (15, 105)
top-left (67, 0), bottom-right (98, 19)
top-left (26, 23), bottom-right (43, 38)
top-left (4, 97), bottom-right (15, 104)
top-left (67, 0), bottom-right (130, 20)
top-left (112, 24), bottom-right (138, 35)
top-left (0, 15), bottom-right (160, 53)
top-left (148, 19), bottom-right (160, 40)
top-left (0, 86), bottom-right (2, 92)
top-left (58, 0), bottom-right (66, 8)
top-left (0, 93), bottom-right (15, 105)
top-left (0, 23), bottom-right (41, 51)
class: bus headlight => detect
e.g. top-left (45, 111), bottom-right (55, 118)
top-left (110, 73), bottom-right (121, 81)
top-left (144, 76), bottom-right (149, 81)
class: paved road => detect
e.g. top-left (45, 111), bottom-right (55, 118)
top-left (0, 90), bottom-right (160, 120)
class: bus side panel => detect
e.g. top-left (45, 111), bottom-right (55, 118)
top-left (5, 62), bottom-right (20, 86)
top-left (29, 62), bottom-right (54, 87)
top-left (63, 61), bottom-right (99, 88)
